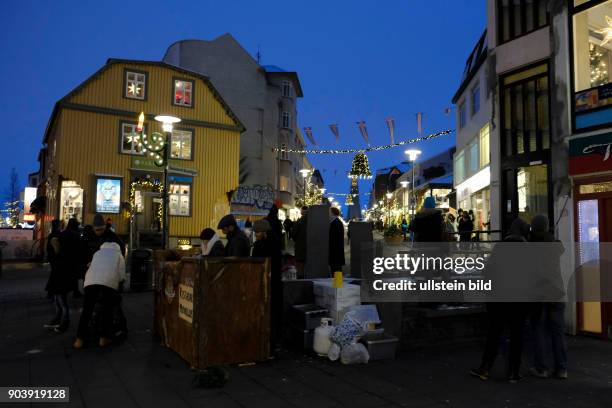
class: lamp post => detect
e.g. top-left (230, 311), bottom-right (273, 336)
top-left (404, 149), bottom-right (422, 220)
top-left (320, 188), bottom-right (326, 204)
top-left (152, 115), bottom-right (181, 249)
top-left (399, 180), bottom-right (409, 217)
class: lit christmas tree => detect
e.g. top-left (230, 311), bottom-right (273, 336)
top-left (348, 152), bottom-right (373, 179)
top-left (590, 43), bottom-right (609, 88)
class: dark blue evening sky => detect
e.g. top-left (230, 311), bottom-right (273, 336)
top-left (0, 0), bottom-right (486, 207)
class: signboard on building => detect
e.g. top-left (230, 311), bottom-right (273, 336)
top-left (230, 185), bottom-right (275, 215)
top-left (569, 132), bottom-right (612, 175)
top-left (95, 177), bottom-right (121, 214)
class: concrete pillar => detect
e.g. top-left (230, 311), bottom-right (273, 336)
top-left (305, 205), bottom-right (329, 278)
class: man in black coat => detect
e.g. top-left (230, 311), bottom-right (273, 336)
top-left (328, 206), bottom-right (345, 275)
top-left (83, 214), bottom-right (126, 266)
top-left (217, 214), bottom-right (250, 257)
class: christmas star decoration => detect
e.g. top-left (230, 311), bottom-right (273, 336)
top-left (128, 83), bottom-right (141, 96)
top-left (598, 15), bottom-right (612, 46)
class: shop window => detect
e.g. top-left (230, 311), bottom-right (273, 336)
top-left (282, 80), bottom-right (292, 97)
top-left (120, 122), bottom-right (144, 155)
top-left (280, 143), bottom-right (289, 160)
top-left (170, 129), bottom-right (193, 160)
top-left (125, 70), bottom-right (146, 100)
top-left (173, 78), bottom-right (194, 107)
top-left (60, 181), bottom-right (83, 223)
top-left (459, 102), bottom-right (467, 128)
top-left (454, 150), bottom-right (465, 184)
top-left (479, 124), bottom-right (490, 167)
top-left (471, 85), bottom-right (481, 115)
top-left (501, 63), bottom-right (550, 157)
top-left (572, 0), bottom-right (612, 130)
top-left (169, 183), bottom-right (191, 216)
top-left (498, 0), bottom-right (549, 44)
top-left (516, 164), bottom-right (548, 224)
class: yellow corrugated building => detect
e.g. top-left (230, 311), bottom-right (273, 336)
top-left (39, 59), bottom-right (244, 246)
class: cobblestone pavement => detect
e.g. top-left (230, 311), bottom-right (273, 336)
top-left (0, 263), bottom-right (611, 408)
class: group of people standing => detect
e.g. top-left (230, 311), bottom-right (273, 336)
top-left (45, 213), bottom-right (126, 349)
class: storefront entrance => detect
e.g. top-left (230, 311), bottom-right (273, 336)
top-left (575, 178), bottom-right (612, 338)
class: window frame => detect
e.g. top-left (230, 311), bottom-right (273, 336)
top-left (169, 127), bottom-right (195, 161)
top-left (168, 180), bottom-right (193, 217)
top-left (282, 80), bottom-right (292, 97)
top-left (568, 0), bottom-right (612, 133)
top-left (459, 102), bottom-right (467, 128)
top-left (281, 111), bottom-right (292, 129)
top-left (123, 68), bottom-right (148, 101)
top-left (497, 0), bottom-right (550, 45)
top-left (172, 77), bottom-right (195, 108)
top-left (471, 84), bottom-right (481, 116)
top-left (119, 120), bottom-right (146, 156)
top-left (479, 123), bottom-right (491, 167)
top-left (454, 150), bottom-right (466, 184)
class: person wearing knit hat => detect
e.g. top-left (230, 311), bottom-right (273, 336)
top-left (409, 195), bottom-right (445, 242)
top-left (217, 214), bottom-right (250, 257)
top-left (199, 228), bottom-right (225, 257)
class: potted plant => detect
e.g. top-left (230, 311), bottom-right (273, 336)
top-left (383, 224), bottom-right (403, 244)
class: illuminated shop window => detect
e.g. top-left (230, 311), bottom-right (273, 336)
top-left (173, 78), bottom-right (194, 107)
top-left (169, 183), bottom-right (191, 216)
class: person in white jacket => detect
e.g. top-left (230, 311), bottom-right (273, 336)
top-left (74, 242), bottom-right (126, 349)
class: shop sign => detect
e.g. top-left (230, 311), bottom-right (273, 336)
top-left (569, 132), bottom-right (612, 175)
top-left (575, 83), bottom-right (612, 112)
top-left (178, 283), bottom-right (193, 324)
top-left (455, 167), bottom-right (490, 203)
top-left (230, 185), bottom-right (274, 215)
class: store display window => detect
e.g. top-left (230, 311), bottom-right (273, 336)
top-left (169, 182), bottom-right (191, 216)
top-left (60, 180), bottom-right (83, 223)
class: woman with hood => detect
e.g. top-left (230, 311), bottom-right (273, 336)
top-left (199, 228), bottom-right (225, 257)
top-left (73, 241), bottom-right (126, 349)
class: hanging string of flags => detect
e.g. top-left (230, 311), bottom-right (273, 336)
top-left (303, 127), bottom-right (317, 145)
top-left (385, 117), bottom-right (395, 145)
top-left (329, 124), bottom-right (340, 142)
top-left (273, 129), bottom-right (452, 154)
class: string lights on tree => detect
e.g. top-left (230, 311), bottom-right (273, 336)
top-left (590, 43), bottom-right (610, 87)
top-left (348, 152), bottom-right (373, 179)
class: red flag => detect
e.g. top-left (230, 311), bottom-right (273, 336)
top-left (303, 127), bottom-right (317, 145)
top-left (329, 124), bottom-right (340, 142)
top-left (416, 112), bottom-right (424, 137)
top-left (385, 117), bottom-right (395, 145)
top-left (357, 121), bottom-right (369, 146)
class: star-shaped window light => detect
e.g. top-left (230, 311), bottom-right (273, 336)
top-left (598, 15), bottom-right (612, 47)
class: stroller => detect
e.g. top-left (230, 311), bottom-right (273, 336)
top-left (89, 288), bottom-right (128, 343)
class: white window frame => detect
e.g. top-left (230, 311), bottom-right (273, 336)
top-left (479, 124), bottom-right (490, 167)
top-left (121, 122), bottom-right (144, 155)
top-left (468, 139), bottom-right (479, 175)
top-left (125, 71), bottom-right (146, 100)
top-left (282, 80), bottom-right (292, 97)
top-left (282, 111), bottom-right (291, 129)
top-left (170, 129), bottom-right (193, 160)
top-left (455, 150), bottom-right (465, 184)
top-left (173, 79), bottom-right (193, 107)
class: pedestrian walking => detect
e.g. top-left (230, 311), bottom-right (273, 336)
top-left (199, 228), bottom-right (225, 257)
top-left (409, 196), bottom-right (445, 242)
top-left (44, 219), bottom-right (71, 332)
top-left (470, 217), bottom-right (531, 383)
top-left (251, 219), bottom-right (283, 348)
top-left (217, 214), bottom-right (250, 257)
top-left (266, 204), bottom-right (283, 249)
top-left (73, 242), bottom-right (126, 349)
top-left (401, 217), bottom-right (409, 241)
top-left (528, 214), bottom-right (568, 380)
top-left (328, 206), bottom-right (345, 275)
top-left (458, 211), bottom-right (474, 242)
top-left (292, 206), bottom-right (308, 277)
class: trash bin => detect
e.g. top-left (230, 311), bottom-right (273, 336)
top-left (130, 248), bottom-right (153, 291)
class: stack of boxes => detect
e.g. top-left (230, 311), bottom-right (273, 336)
top-left (313, 281), bottom-right (361, 324)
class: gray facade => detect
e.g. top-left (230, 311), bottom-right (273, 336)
top-left (163, 34), bottom-right (307, 211)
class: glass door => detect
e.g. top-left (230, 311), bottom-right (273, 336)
top-left (577, 199), bottom-right (602, 334)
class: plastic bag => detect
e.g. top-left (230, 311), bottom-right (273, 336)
top-left (343, 305), bottom-right (380, 331)
top-left (340, 343), bottom-right (370, 365)
top-left (330, 316), bottom-right (363, 347)
top-left (328, 343), bottom-right (341, 361)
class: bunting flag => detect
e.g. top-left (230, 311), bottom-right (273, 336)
top-left (416, 112), bottom-right (424, 137)
top-left (303, 127), bottom-right (317, 145)
top-left (329, 124), bottom-right (340, 142)
top-left (385, 117), bottom-right (395, 145)
top-left (357, 121), bottom-right (370, 146)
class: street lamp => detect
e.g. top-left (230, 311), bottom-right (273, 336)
top-left (154, 114), bottom-right (181, 249)
top-left (385, 192), bottom-right (393, 226)
top-left (399, 180), bottom-right (409, 217)
top-left (404, 149), bottom-right (422, 220)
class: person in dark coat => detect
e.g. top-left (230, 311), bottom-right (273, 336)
top-left (528, 214), bottom-right (568, 379)
top-left (283, 217), bottom-right (294, 241)
top-left (328, 206), bottom-right (345, 274)
top-left (266, 204), bottom-right (283, 249)
top-left (409, 196), bottom-right (445, 242)
top-left (83, 214), bottom-right (126, 267)
top-left (251, 219), bottom-right (283, 347)
top-left (44, 219), bottom-right (64, 328)
top-left (470, 217), bottom-right (531, 383)
top-left (47, 218), bottom-right (81, 332)
top-left (199, 228), bottom-right (225, 257)
top-left (458, 211), bottom-right (474, 242)
top-left (292, 206), bottom-right (308, 277)
top-left (217, 214), bottom-right (250, 257)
